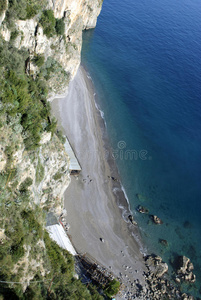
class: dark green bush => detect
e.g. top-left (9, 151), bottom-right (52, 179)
top-left (53, 171), bottom-right (63, 181)
top-left (33, 54), bottom-right (45, 67)
top-left (19, 177), bottom-right (33, 192)
top-left (0, 0), bottom-right (7, 15)
top-left (26, 4), bottom-right (37, 19)
top-left (10, 29), bottom-right (19, 41)
top-left (40, 10), bottom-right (56, 38)
top-left (55, 18), bottom-right (65, 35)
top-left (5, 0), bottom-right (46, 23)
top-left (11, 242), bottom-right (25, 262)
top-left (103, 279), bottom-right (120, 298)
top-left (7, 0), bottom-right (27, 21)
top-left (21, 210), bottom-right (43, 239)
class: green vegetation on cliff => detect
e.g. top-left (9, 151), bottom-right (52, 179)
top-left (5, 0), bottom-right (46, 26)
top-left (40, 10), bottom-right (65, 37)
top-left (0, 0), bottom-right (7, 15)
top-left (0, 7), bottom-right (103, 300)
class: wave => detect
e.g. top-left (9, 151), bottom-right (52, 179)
top-left (94, 101), bottom-right (107, 127)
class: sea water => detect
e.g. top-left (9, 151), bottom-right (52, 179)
top-left (81, 0), bottom-right (201, 296)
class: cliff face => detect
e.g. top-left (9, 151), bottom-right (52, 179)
top-left (1, 0), bottom-right (102, 97)
top-left (0, 0), bottom-right (102, 293)
top-left (47, 0), bottom-right (102, 28)
top-left (0, 0), bottom-right (102, 212)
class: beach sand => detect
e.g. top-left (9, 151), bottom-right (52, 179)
top-left (51, 66), bottom-right (147, 296)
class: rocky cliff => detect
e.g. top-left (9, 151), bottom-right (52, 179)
top-left (0, 0), bottom-right (102, 297)
top-left (1, 0), bottom-right (102, 97)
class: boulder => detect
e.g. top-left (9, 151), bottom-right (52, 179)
top-left (40, 132), bottom-right (52, 145)
top-left (176, 256), bottom-right (196, 283)
top-left (145, 254), bottom-right (168, 278)
top-left (136, 205), bottom-right (149, 214)
top-left (151, 215), bottom-right (163, 225)
top-left (177, 256), bottom-right (190, 274)
top-left (159, 239), bottom-right (168, 247)
top-left (128, 214), bottom-right (137, 225)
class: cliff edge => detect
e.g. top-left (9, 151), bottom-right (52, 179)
top-left (0, 0), bottom-right (103, 298)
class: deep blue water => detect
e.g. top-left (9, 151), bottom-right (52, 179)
top-left (81, 0), bottom-right (201, 296)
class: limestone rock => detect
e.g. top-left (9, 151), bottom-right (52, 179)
top-left (176, 256), bottom-right (196, 283)
top-left (136, 205), bottom-right (149, 214)
top-left (0, 26), bottom-right (10, 42)
top-left (151, 215), bottom-right (163, 224)
top-left (0, 0), bottom-right (7, 27)
top-left (1, 0), bottom-right (102, 98)
top-left (40, 132), bottom-right (52, 145)
top-left (128, 214), bottom-right (137, 225)
top-left (145, 254), bottom-right (168, 278)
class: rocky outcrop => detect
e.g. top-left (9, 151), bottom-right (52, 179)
top-left (145, 254), bottom-right (168, 278)
top-left (176, 256), bottom-right (196, 283)
top-left (0, 0), bottom-right (102, 98)
top-left (132, 254), bottom-right (194, 299)
top-left (136, 205), bottom-right (149, 214)
top-left (0, 0), bottom-right (7, 27)
top-left (151, 215), bottom-right (163, 224)
top-left (159, 239), bottom-right (168, 247)
top-left (47, 0), bottom-right (103, 29)
top-left (128, 214), bottom-right (137, 225)
top-left (0, 0), bottom-right (102, 294)
top-left (0, 114), bottom-right (70, 214)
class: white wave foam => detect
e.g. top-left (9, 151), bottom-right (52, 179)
top-left (94, 101), bottom-right (107, 127)
top-left (100, 110), bottom-right (104, 118)
top-left (121, 184), bottom-right (131, 211)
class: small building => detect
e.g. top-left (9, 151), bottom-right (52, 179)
top-left (64, 137), bottom-right (81, 175)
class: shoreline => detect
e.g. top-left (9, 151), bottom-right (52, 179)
top-left (51, 65), bottom-right (148, 295)
top-left (51, 66), bottom-right (195, 299)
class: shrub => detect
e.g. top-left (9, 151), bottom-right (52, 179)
top-left (26, 4), bottom-right (37, 19)
top-left (103, 279), bottom-right (120, 298)
top-left (32, 54), bottom-right (45, 67)
top-left (19, 177), bottom-right (33, 192)
top-left (35, 158), bottom-right (44, 184)
top-left (21, 210), bottom-right (43, 239)
top-left (5, 0), bottom-right (47, 22)
top-left (40, 10), bottom-right (56, 38)
top-left (10, 29), bottom-right (19, 41)
top-left (11, 242), bottom-right (25, 262)
top-left (53, 171), bottom-right (63, 181)
top-left (0, 0), bottom-right (7, 15)
top-left (55, 18), bottom-right (65, 35)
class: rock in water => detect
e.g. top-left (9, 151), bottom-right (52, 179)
top-left (176, 256), bottom-right (196, 283)
top-left (128, 214), bottom-right (137, 225)
top-left (151, 215), bottom-right (163, 224)
top-left (159, 239), bottom-right (168, 247)
top-left (136, 205), bottom-right (149, 214)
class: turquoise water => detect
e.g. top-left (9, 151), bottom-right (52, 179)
top-left (81, 0), bottom-right (201, 297)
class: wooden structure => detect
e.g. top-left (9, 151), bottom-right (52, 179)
top-left (76, 253), bottom-right (114, 287)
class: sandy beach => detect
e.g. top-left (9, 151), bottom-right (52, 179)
top-left (51, 66), bottom-right (147, 297)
